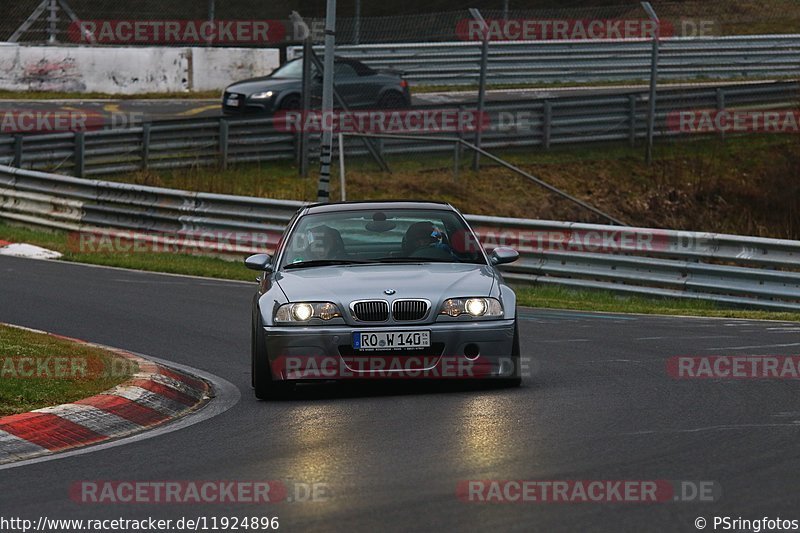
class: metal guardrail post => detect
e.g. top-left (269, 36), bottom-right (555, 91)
top-left (141, 123), bottom-right (151, 170)
top-left (300, 35), bottom-right (312, 178)
top-left (453, 140), bottom-right (460, 181)
top-left (628, 95), bottom-right (638, 147)
top-left (4, 162), bottom-right (800, 311)
top-left (470, 8), bottom-right (490, 171)
top-left (12, 136), bottom-right (23, 168)
top-left (543, 100), bottom-right (552, 150)
top-left (219, 120), bottom-right (230, 170)
top-left (74, 132), bottom-right (85, 178)
top-left (642, 1), bottom-right (660, 165)
top-left (717, 88), bottom-right (727, 140)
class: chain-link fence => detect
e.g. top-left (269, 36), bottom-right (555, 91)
top-left (1, 1), bottom-right (798, 233)
top-left (4, 1), bottom-right (800, 45)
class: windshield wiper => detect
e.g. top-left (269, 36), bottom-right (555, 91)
top-left (283, 259), bottom-right (373, 270)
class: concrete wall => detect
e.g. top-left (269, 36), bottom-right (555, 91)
top-left (0, 45), bottom-right (280, 94)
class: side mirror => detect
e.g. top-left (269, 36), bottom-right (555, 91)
top-left (490, 247), bottom-right (519, 266)
top-left (245, 253), bottom-right (273, 272)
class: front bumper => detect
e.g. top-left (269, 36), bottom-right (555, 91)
top-left (262, 319), bottom-right (517, 381)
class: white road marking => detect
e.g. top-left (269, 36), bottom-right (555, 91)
top-left (702, 342), bottom-right (800, 351)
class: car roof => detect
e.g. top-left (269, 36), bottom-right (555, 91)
top-left (288, 55), bottom-right (376, 76)
top-left (302, 200), bottom-right (456, 215)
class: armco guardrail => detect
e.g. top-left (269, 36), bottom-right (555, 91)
top-left (0, 80), bottom-right (797, 177)
top-left (1, 164), bottom-right (799, 312)
top-left (288, 35), bottom-right (800, 85)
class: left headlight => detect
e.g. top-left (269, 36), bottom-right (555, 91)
top-left (250, 91), bottom-right (274, 100)
top-left (275, 302), bottom-right (342, 323)
top-left (439, 298), bottom-right (503, 318)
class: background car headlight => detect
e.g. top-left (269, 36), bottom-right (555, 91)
top-left (439, 298), bottom-right (503, 318)
top-left (250, 91), bottom-right (274, 99)
top-left (275, 302), bottom-right (342, 323)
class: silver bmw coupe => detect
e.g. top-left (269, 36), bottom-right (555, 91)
top-left (245, 201), bottom-right (521, 399)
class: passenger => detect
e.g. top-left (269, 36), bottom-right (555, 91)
top-left (306, 225), bottom-right (347, 260)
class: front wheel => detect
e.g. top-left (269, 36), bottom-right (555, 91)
top-left (278, 95), bottom-right (301, 111)
top-left (252, 313), bottom-right (294, 400)
top-left (495, 316), bottom-right (522, 387)
top-left (378, 91), bottom-right (409, 109)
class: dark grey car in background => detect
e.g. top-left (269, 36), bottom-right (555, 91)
top-left (223, 57), bottom-right (411, 115)
top-left (245, 201), bottom-right (521, 399)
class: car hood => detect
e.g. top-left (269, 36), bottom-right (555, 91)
top-left (275, 263), bottom-right (497, 306)
top-left (225, 77), bottom-right (298, 95)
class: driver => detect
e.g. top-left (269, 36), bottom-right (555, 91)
top-left (401, 221), bottom-right (455, 259)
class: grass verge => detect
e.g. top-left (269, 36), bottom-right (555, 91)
top-left (0, 324), bottom-right (138, 416)
top-left (110, 134), bottom-right (800, 239)
top-left (1, 221), bottom-right (798, 323)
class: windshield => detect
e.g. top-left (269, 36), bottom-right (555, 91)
top-left (269, 59), bottom-right (316, 79)
top-left (279, 208), bottom-right (486, 269)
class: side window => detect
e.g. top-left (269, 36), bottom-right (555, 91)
top-left (333, 63), bottom-right (358, 79)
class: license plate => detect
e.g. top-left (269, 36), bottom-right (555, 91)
top-left (226, 98), bottom-right (240, 107)
top-left (353, 330), bottom-right (431, 351)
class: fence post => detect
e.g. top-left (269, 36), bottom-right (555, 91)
top-left (716, 88), bottom-right (726, 140)
top-left (48, 0), bottom-right (57, 43)
top-left (12, 135), bottom-right (23, 167)
top-left (628, 94), bottom-right (638, 147)
top-left (453, 141), bottom-right (460, 180)
top-left (141, 123), bottom-right (151, 170)
top-left (470, 8), bottom-right (489, 171)
top-left (642, 1), bottom-right (660, 165)
top-left (543, 100), bottom-right (552, 149)
top-left (219, 119), bottom-right (229, 170)
top-left (74, 132), bottom-right (85, 178)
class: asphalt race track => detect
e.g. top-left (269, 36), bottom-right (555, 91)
top-left (0, 83), bottom-right (741, 125)
top-left (1, 255), bottom-right (799, 532)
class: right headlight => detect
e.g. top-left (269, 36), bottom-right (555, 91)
top-left (275, 302), bottom-right (342, 323)
top-left (439, 297), bottom-right (503, 319)
top-left (250, 91), bottom-right (275, 100)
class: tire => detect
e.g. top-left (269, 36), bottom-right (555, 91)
top-left (278, 95), bottom-right (301, 111)
top-left (252, 312), bottom-right (294, 400)
top-left (378, 91), bottom-right (408, 109)
top-left (495, 315), bottom-right (522, 388)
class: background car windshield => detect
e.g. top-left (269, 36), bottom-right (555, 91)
top-left (280, 209), bottom-right (485, 267)
top-left (270, 59), bottom-right (312, 79)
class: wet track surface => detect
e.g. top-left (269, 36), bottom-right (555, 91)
top-left (0, 85), bottom-right (682, 126)
top-left (0, 255), bottom-right (799, 532)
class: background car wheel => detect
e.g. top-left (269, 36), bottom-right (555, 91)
top-left (252, 312), bottom-right (294, 400)
top-left (378, 91), bottom-right (408, 109)
top-left (278, 95), bottom-right (301, 110)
